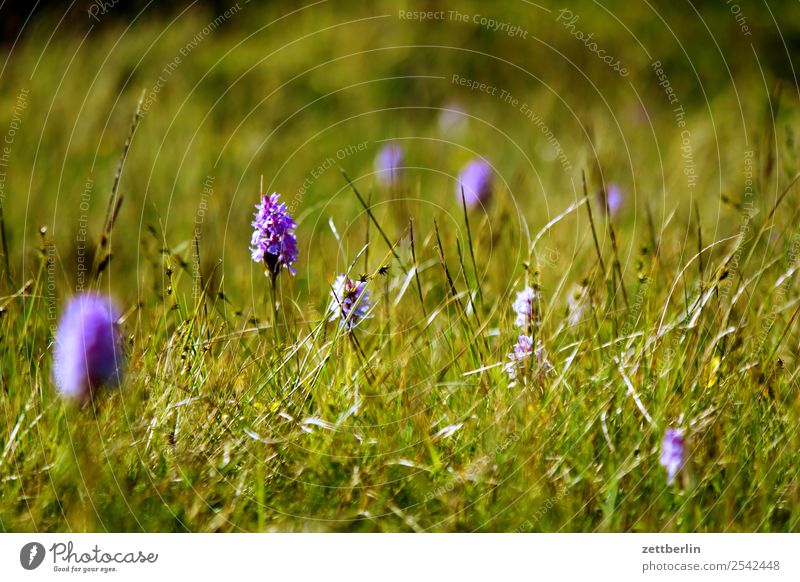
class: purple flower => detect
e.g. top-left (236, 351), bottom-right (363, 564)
top-left (330, 274), bottom-right (372, 329)
top-left (250, 193), bottom-right (298, 276)
top-left (375, 143), bottom-right (403, 186)
top-left (53, 293), bottom-right (124, 401)
top-left (512, 286), bottom-right (539, 329)
top-left (457, 159), bottom-right (493, 208)
top-left (504, 334), bottom-right (552, 385)
top-left (660, 428), bottom-right (685, 484)
top-left (600, 183), bottom-right (623, 217)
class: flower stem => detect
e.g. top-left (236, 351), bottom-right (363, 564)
top-left (268, 270), bottom-right (280, 344)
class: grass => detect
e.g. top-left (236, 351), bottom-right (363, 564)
top-left (0, 1), bottom-right (799, 532)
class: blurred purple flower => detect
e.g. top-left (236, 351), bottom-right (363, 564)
top-left (512, 286), bottom-right (539, 329)
top-left (250, 193), bottom-right (298, 277)
top-left (53, 293), bottom-right (124, 401)
top-left (375, 143), bottom-right (403, 186)
top-left (330, 274), bottom-right (372, 329)
top-left (660, 428), bottom-right (685, 484)
top-left (504, 334), bottom-right (552, 385)
top-left (600, 183), bottom-right (623, 217)
top-left (457, 159), bottom-right (493, 208)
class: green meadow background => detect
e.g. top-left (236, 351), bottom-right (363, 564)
top-left (0, 0), bottom-right (799, 531)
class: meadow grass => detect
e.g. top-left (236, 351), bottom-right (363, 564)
top-left (0, 1), bottom-right (799, 532)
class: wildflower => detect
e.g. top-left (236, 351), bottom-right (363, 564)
top-left (504, 334), bottom-right (552, 385)
top-left (330, 274), bottom-right (372, 329)
top-left (660, 428), bottom-right (685, 484)
top-left (374, 143), bottom-right (403, 186)
top-left (250, 193), bottom-right (298, 277)
top-left (457, 159), bottom-right (493, 208)
top-left (600, 183), bottom-right (623, 217)
top-left (512, 286), bottom-right (539, 329)
top-left (53, 293), bottom-right (124, 401)
top-left (705, 355), bottom-right (721, 388)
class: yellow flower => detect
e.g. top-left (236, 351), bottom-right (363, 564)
top-left (706, 355), bottom-right (721, 387)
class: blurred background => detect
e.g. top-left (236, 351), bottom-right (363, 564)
top-left (1, 0), bottom-right (799, 312)
top-left (2, 0), bottom-right (800, 534)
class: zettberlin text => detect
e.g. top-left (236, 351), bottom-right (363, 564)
top-left (642, 544), bottom-right (701, 554)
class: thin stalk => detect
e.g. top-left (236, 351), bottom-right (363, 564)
top-left (409, 218), bottom-right (427, 318)
top-left (268, 270), bottom-right (280, 345)
top-left (460, 187), bottom-right (484, 307)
